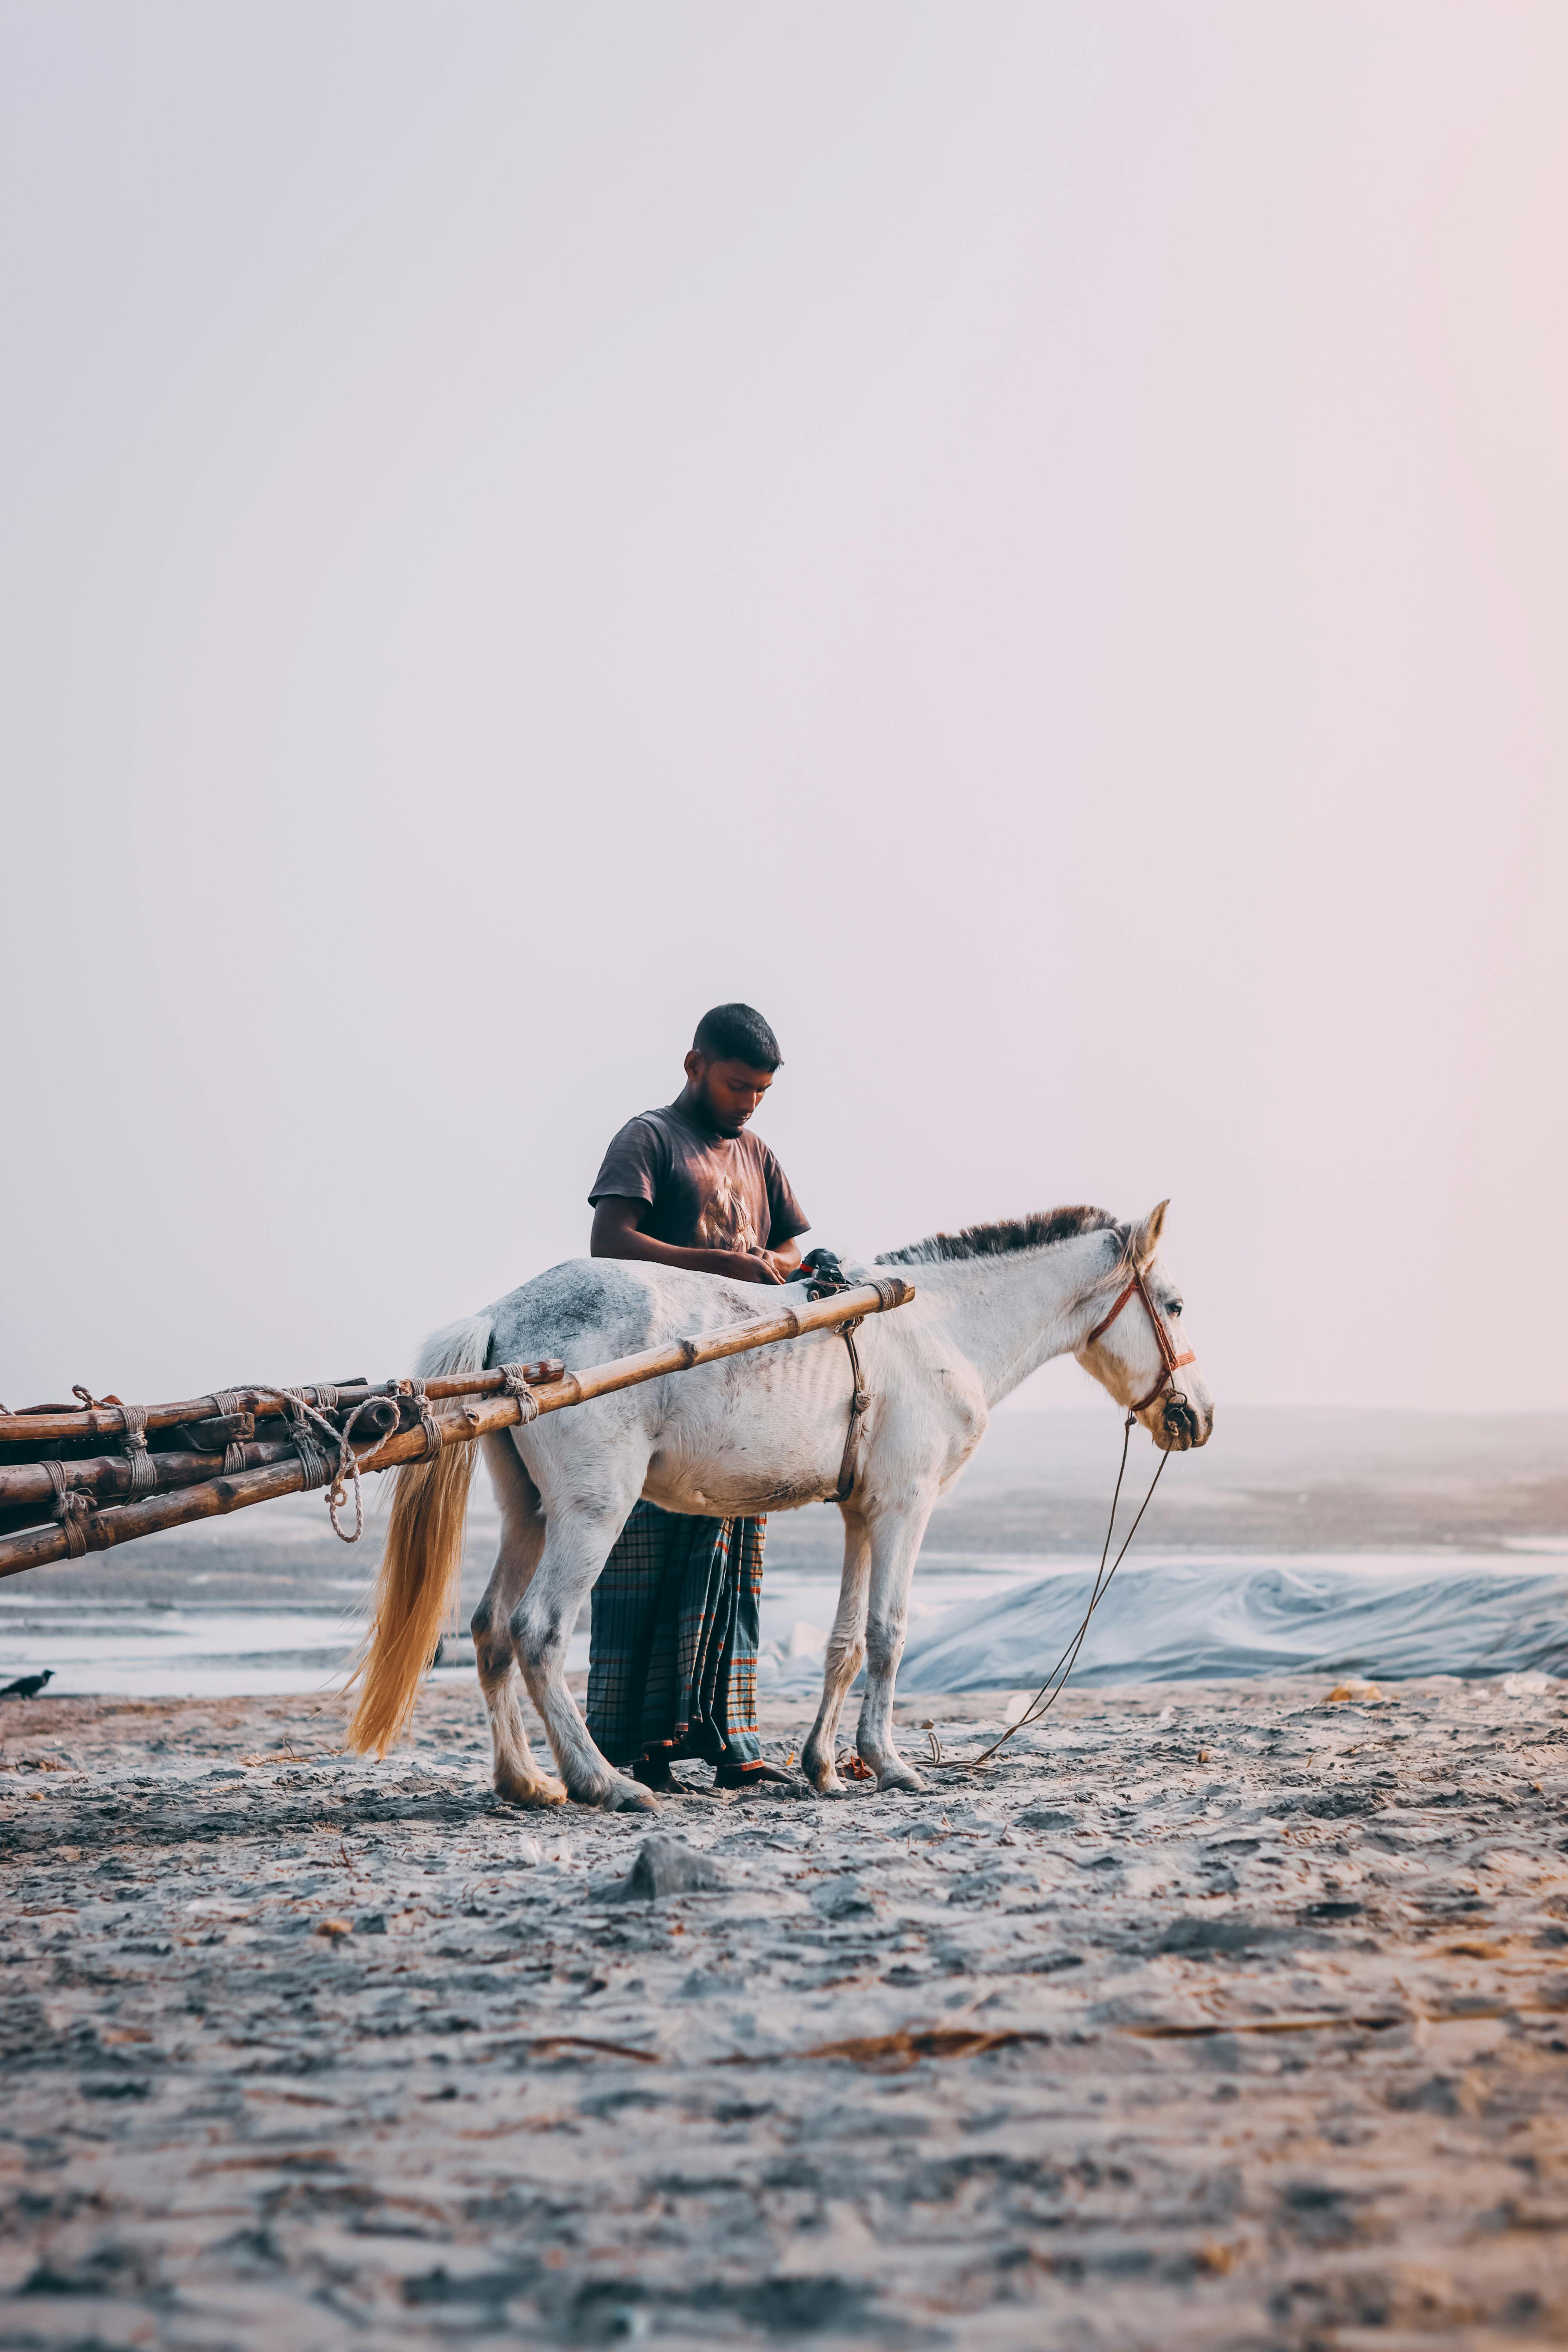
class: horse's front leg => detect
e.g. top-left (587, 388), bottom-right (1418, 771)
top-left (855, 1489), bottom-right (938, 1794)
top-left (510, 1504), bottom-right (659, 1813)
top-left (801, 1510), bottom-right (871, 1797)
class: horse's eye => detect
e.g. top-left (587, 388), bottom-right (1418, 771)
top-left (1169, 1301), bottom-right (1183, 1316)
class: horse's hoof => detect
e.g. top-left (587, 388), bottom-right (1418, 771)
top-left (494, 1774), bottom-right (567, 1809)
top-left (602, 1777), bottom-right (662, 1814)
top-left (874, 1763), bottom-right (927, 1795)
top-left (811, 1774), bottom-right (848, 1800)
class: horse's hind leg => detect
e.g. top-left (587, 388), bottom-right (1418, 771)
top-left (801, 1508), bottom-right (872, 1797)
top-left (512, 1497), bottom-right (659, 1814)
top-left (472, 1433), bottom-right (564, 1809)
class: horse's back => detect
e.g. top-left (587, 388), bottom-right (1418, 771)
top-left (483, 1258), bottom-right (772, 1375)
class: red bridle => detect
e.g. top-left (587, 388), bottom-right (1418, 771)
top-left (1083, 1265), bottom-right (1195, 1416)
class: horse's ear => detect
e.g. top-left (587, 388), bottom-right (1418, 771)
top-left (1125, 1200), bottom-right (1169, 1269)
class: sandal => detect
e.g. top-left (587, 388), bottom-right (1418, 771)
top-left (714, 1760), bottom-right (797, 1790)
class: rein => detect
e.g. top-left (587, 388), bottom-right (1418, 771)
top-left (933, 1261), bottom-right (1192, 1773)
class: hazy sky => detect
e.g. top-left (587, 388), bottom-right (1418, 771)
top-left (3, 2), bottom-right (1564, 1414)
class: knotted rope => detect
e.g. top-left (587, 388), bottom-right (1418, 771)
top-left (494, 1364), bottom-right (541, 1423)
top-left (117, 1401), bottom-right (158, 1497)
top-left (209, 1390), bottom-right (249, 1476)
top-left (44, 1460), bottom-right (93, 1558)
top-left (237, 1383), bottom-right (416, 1545)
top-left (404, 1380), bottom-right (445, 1458)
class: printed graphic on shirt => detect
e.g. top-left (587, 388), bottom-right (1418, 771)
top-left (694, 1174), bottom-right (760, 1254)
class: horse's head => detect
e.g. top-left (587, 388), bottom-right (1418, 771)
top-left (1076, 1201), bottom-right (1213, 1451)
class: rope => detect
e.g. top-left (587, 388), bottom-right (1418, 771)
top-left (833, 1320), bottom-right (872, 1501)
top-left (44, 1460), bottom-right (93, 1558)
top-left (210, 1390), bottom-right (247, 1475)
top-left (405, 1379), bottom-right (444, 1461)
top-left (284, 1399), bottom-right (336, 1494)
top-left (494, 1364), bottom-right (541, 1423)
top-left (237, 1384), bottom-right (408, 1545)
top-left (117, 1401), bottom-right (158, 1496)
top-left (931, 1411), bottom-right (1171, 1773)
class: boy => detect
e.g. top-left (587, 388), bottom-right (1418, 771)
top-left (585, 1003), bottom-right (809, 1788)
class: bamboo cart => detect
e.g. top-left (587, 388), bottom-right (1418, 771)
top-left (0, 1278), bottom-right (915, 1585)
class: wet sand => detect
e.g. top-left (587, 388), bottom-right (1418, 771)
top-left (4, 1673), bottom-right (1568, 2348)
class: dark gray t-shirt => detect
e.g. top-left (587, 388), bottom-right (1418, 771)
top-left (589, 1102), bottom-right (809, 1256)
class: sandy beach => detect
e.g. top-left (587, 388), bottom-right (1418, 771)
top-left (5, 1670), bottom-right (1568, 2349)
top-left (7, 0), bottom-right (1565, 2340)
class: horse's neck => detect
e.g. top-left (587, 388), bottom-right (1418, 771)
top-left (917, 1232), bottom-right (1117, 1406)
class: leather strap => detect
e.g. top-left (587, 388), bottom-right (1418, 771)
top-left (1084, 1265), bottom-right (1194, 1413)
top-left (1083, 1277), bottom-right (1139, 1348)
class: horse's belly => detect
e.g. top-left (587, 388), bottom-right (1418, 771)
top-left (642, 1443), bottom-right (835, 1519)
top-left (639, 1342), bottom-right (852, 1518)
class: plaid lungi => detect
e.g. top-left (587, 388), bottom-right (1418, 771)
top-left (586, 1501), bottom-right (765, 1773)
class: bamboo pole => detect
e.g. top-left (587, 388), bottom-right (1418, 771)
top-left (0, 1367), bottom-right (558, 1446)
top-left (2, 1386), bottom-right (361, 1447)
top-left (0, 1439), bottom-right (305, 1512)
top-left (0, 1279), bottom-right (914, 1583)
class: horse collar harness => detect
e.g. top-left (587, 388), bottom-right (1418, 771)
top-left (1083, 1262), bottom-right (1195, 1422)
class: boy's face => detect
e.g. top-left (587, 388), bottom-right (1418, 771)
top-left (684, 1052), bottom-right (775, 1137)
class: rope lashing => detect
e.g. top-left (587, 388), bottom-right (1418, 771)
top-left (494, 1364), bottom-right (541, 1423)
top-left (234, 1383), bottom-right (407, 1546)
top-left (209, 1390), bottom-right (248, 1476)
top-left (117, 1401), bottom-right (158, 1497)
top-left (44, 1460), bottom-right (93, 1558)
top-left (404, 1379), bottom-right (444, 1462)
top-left (283, 1397), bottom-right (336, 1494)
top-left (66, 1385), bottom-right (155, 1497)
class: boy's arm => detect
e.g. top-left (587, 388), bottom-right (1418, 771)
top-left (591, 1197), bottom-right (788, 1284)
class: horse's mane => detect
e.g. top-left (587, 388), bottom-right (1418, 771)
top-left (876, 1205), bottom-right (1123, 1268)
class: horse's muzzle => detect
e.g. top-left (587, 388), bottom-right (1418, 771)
top-left (1160, 1393), bottom-right (1203, 1449)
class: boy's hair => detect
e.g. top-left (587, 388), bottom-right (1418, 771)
top-left (692, 1002), bottom-right (782, 1070)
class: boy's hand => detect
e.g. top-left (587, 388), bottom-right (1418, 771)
top-left (590, 1202), bottom-right (804, 1287)
top-left (728, 1252), bottom-right (785, 1285)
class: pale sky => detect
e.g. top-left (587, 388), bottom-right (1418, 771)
top-left (3, 3), bottom-right (1564, 1414)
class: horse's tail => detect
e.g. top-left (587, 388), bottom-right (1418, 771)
top-left (346, 1314), bottom-right (492, 1758)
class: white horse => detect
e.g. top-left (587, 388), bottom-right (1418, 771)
top-left (348, 1201), bottom-right (1212, 1808)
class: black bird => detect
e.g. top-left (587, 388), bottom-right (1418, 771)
top-left (0, 1670), bottom-right (53, 1700)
